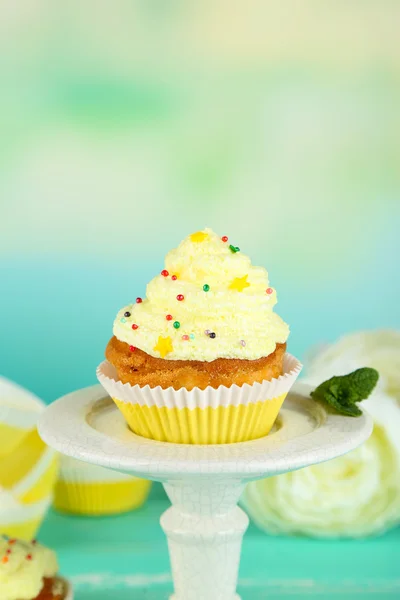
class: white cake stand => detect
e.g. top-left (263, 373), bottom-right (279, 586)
top-left (38, 383), bottom-right (372, 600)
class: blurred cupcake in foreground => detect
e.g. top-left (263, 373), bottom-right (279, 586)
top-left (98, 228), bottom-right (301, 444)
top-left (0, 536), bottom-right (72, 600)
top-left (0, 488), bottom-right (51, 541)
top-left (0, 376), bottom-right (58, 538)
top-left (54, 456), bottom-right (151, 516)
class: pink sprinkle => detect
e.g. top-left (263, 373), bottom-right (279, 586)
top-left (182, 335), bottom-right (190, 341)
top-left (266, 288), bottom-right (273, 295)
top-left (240, 340), bottom-right (246, 347)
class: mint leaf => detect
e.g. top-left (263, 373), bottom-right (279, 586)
top-left (310, 367), bottom-right (379, 417)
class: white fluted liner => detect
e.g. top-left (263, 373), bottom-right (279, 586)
top-left (97, 353), bottom-right (302, 410)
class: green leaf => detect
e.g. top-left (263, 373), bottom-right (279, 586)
top-left (310, 367), bottom-right (379, 417)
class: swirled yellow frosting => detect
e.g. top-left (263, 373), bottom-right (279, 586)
top-left (0, 537), bottom-right (58, 600)
top-left (113, 228), bottom-right (289, 361)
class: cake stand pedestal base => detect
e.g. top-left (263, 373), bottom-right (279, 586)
top-left (162, 480), bottom-right (247, 600)
top-left (38, 383), bottom-right (372, 600)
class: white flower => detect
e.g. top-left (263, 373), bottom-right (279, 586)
top-left (305, 330), bottom-right (400, 404)
top-left (242, 331), bottom-right (400, 538)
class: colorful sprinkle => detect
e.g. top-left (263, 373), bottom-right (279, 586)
top-left (204, 329), bottom-right (211, 335)
top-left (154, 335), bottom-right (173, 358)
top-left (2, 556), bottom-right (9, 564)
top-left (173, 321), bottom-right (180, 329)
top-left (171, 275), bottom-right (178, 281)
top-left (189, 333), bottom-right (195, 340)
top-left (176, 294), bottom-right (184, 301)
top-left (129, 345), bottom-right (136, 352)
top-left (120, 317), bottom-right (126, 323)
top-left (229, 275), bottom-right (250, 292)
top-left (203, 284), bottom-right (210, 292)
top-left (221, 236), bottom-right (228, 242)
top-left (229, 245), bottom-right (240, 253)
top-left (166, 314), bottom-right (173, 321)
top-left (8, 540), bottom-right (16, 545)
top-left (31, 540), bottom-right (37, 545)
top-left (190, 231), bottom-right (209, 243)
top-left (6, 549), bottom-right (11, 555)
top-left (182, 334), bottom-right (190, 341)
top-left (209, 332), bottom-right (216, 339)
top-left (26, 554), bottom-right (32, 561)
top-left (240, 340), bottom-right (246, 347)
top-left (136, 297), bottom-right (143, 303)
top-left (124, 311), bottom-right (131, 317)
top-left (131, 324), bottom-right (139, 330)
top-left (161, 269), bottom-right (169, 277)
top-left (266, 288), bottom-right (273, 295)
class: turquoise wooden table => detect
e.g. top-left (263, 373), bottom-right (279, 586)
top-left (40, 483), bottom-right (399, 600)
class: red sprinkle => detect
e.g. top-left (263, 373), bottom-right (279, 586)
top-left (8, 540), bottom-right (16, 545)
top-left (129, 345), bottom-right (136, 352)
top-left (136, 297), bottom-right (142, 303)
top-left (221, 236), bottom-right (228, 242)
top-left (176, 294), bottom-right (184, 301)
top-left (171, 275), bottom-right (177, 281)
top-left (266, 288), bottom-right (273, 295)
top-left (131, 324), bottom-right (139, 330)
top-left (26, 554), bottom-right (32, 561)
top-left (182, 335), bottom-right (189, 341)
top-left (166, 314), bottom-right (173, 321)
top-left (6, 549), bottom-right (11, 555)
top-left (161, 269), bottom-right (169, 277)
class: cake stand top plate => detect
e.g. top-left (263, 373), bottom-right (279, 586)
top-left (38, 382), bottom-right (372, 482)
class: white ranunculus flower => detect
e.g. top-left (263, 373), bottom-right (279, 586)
top-left (305, 330), bottom-right (400, 404)
top-left (242, 331), bottom-right (400, 538)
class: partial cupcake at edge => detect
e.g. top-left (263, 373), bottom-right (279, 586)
top-left (97, 228), bottom-right (302, 444)
top-left (0, 536), bottom-right (70, 600)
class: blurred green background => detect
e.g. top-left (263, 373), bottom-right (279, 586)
top-left (1, 2), bottom-right (399, 402)
top-left (1, 3), bottom-right (400, 598)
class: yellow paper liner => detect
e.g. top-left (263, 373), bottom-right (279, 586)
top-left (98, 353), bottom-right (302, 444)
top-left (53, 478), bottom-right (151, 516)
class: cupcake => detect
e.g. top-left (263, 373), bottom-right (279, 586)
top-left (98, 228), bottom-right (301, 444)
top-left (0, 490), bottom-right (51, 541)
top-left (0, 377), bottom-right (58, 538)
top-left (0, 536), bottom-right (71, 600)
top-left (54, 455), bottom-right (151, 516)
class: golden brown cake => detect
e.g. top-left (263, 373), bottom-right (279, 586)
top-left (106, 335), bottom-right (287, 391)
top-left (35, 577), bottom-right (66, 600)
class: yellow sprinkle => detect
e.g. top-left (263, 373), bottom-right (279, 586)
top-left (153, 335), bottom-right (174, 358)
top-left (190, 231), bottom-right (209, 243)
top-left (229, 275), bottom-right (250, 292)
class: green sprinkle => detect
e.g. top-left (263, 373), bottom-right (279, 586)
top-left (173, 321), bottom-right (180, 329)
top-left (310, 367), bottom-right (379, 417)
top-left (203, 284), bottom-right (210, 292)
top-left (189, 333), bottom-right (195, 340)
top-left (229, 244), bottom-right (240, 253)
top-left (120, 317), bottom-right (126, 323)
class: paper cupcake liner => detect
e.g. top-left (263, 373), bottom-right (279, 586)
top-left (54, 456), bottom-right (151, 516)
top-left (0, 497), bottom-right (51, 540)
top-left (97, 353), bottom-right (302, 444)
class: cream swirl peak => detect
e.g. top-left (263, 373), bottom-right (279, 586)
top-left (0, 537), bottom-right (58, 600)
top-left (113, 228), bottom-right (289, 361)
